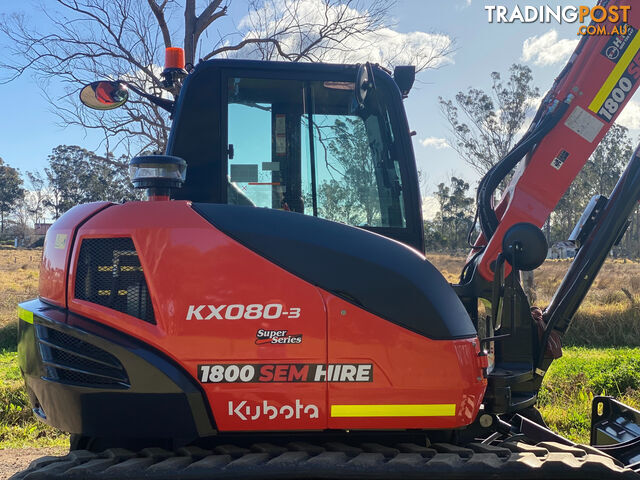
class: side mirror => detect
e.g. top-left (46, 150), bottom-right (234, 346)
top-left (502, 222), bottom-right (548, 271)
top-left (393, 65), bottom-right (415, 98)
top-left (355, 63), bottom-right (374, 108)
top-left (79, 81), bottom-right (128, 110)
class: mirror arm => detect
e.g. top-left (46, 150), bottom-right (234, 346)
top-left (120, 81), bottom-right (174, 113)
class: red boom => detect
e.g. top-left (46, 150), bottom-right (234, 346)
top-left (474, 0), bottom-right (640, 280)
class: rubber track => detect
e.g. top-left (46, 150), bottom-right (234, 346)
top-left (10, 440), bottom-right (640, 480)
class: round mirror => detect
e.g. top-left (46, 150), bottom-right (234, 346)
top-left (355, 64), bottom-right (369, 107)
top-left (502, 222), bottom-right (548, 271)
top-left (79, 81), bottom-right (128, 110)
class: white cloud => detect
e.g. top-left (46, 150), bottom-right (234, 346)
top-left (235, 0), bottom-right (454, 70)
top-left (420, 137), bottom-right (450, 149)
top-left (521, 29), bottom-right (578, 66)
top-left (617, 100), bottom-right (640, 130)
top-left (422, 196), bottom-right (439, 221)
top-left (508, 95), bottom-right (544, 138)
top-left (526, 95), bottom-right (544, 110)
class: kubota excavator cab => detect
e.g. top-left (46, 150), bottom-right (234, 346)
top-left (168, 59), bottom-right (424, 251)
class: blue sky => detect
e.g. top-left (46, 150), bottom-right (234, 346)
top-left (1, 0), bottom-right (637, 200)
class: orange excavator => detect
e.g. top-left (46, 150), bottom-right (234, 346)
top-left (12, 1), bottom-right (640, 478)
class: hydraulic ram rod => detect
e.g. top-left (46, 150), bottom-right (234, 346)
top-left (540, 144), bottom-right (640, 368)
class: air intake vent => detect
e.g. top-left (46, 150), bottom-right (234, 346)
top-left (36, 324), bottom-right (129, 388)
top-left (75, 237), bottom-right (155, 324)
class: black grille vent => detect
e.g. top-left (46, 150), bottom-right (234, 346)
top-left (35, 324), bottom-right (129, 388)
top-left (75, 237), bottom-right (155, 324)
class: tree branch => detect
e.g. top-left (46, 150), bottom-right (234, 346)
top-left (147, 0), bottom-right (172, 48)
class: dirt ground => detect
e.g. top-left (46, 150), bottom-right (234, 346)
top-left (0, 447), bottom-right (68, 480)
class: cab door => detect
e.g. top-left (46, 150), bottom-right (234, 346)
top-left (221, 74), bottom-right (327, 430)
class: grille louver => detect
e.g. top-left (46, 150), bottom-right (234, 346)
top-left (36, 324), bottom-right (130, 388)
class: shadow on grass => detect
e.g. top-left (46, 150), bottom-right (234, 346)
top-left (0, 322), bottom-right (17, 351)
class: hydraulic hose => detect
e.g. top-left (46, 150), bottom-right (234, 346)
top-left (476, 100), bottom-right (570, 241)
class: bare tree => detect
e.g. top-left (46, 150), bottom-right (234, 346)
top-left (1, 0), bottom-right (453, 154)
top-left (236, 0), bottom-right (453, 71)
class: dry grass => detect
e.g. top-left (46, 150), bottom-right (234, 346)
top-left (0, 248), bottom-right (41, 350)
top-left (0, 247), bottom-right (67, 448)
top-left (427, 253), bottom-right (640, 306)
top-left (426, 253), bottom-right (465, 284)
top-left (0, 350), bottom-right (67, 448)
top-left (428, 253), bottom-right (640, 347)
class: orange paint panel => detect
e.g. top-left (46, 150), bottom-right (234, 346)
top-left (58, 201), bottom-right (484, 431)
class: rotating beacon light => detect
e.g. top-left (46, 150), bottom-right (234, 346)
top-left (129, 155), bottom-right (187, 201)
top-left (161, 47), bottom-right (188, 95)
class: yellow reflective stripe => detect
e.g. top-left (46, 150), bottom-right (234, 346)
top-left (18, 307), bottom-right (33, 324)
top-left (590, 32), bottom-right (640, 113)
top-left (331, 404), bottom-right (456, 418)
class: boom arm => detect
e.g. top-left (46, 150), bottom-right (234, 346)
top-left (470, 0), bottom-right (640, 281)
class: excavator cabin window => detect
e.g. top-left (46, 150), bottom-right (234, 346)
top-left (226, 76), bottom-right (406, 228)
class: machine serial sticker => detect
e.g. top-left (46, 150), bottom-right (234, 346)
top-left (551, 150), bottom-right (570, 170)
top-left (198, 363), bottom-right (373, 383)
top-left (564, 106), bottom-right (605, 143)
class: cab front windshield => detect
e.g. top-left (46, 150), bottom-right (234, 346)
top-left (227, 76), bottom-right (405, 228)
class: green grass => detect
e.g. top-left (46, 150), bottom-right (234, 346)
top-left (0, 350), bottom-right (68, 449)
top-left (538, 346), bottom-right (640, 443)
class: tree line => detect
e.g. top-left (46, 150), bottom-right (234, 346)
top-left (2, 120), bottom-right (638, 255)
top-left (0, 146), bottom-right (137, 245)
